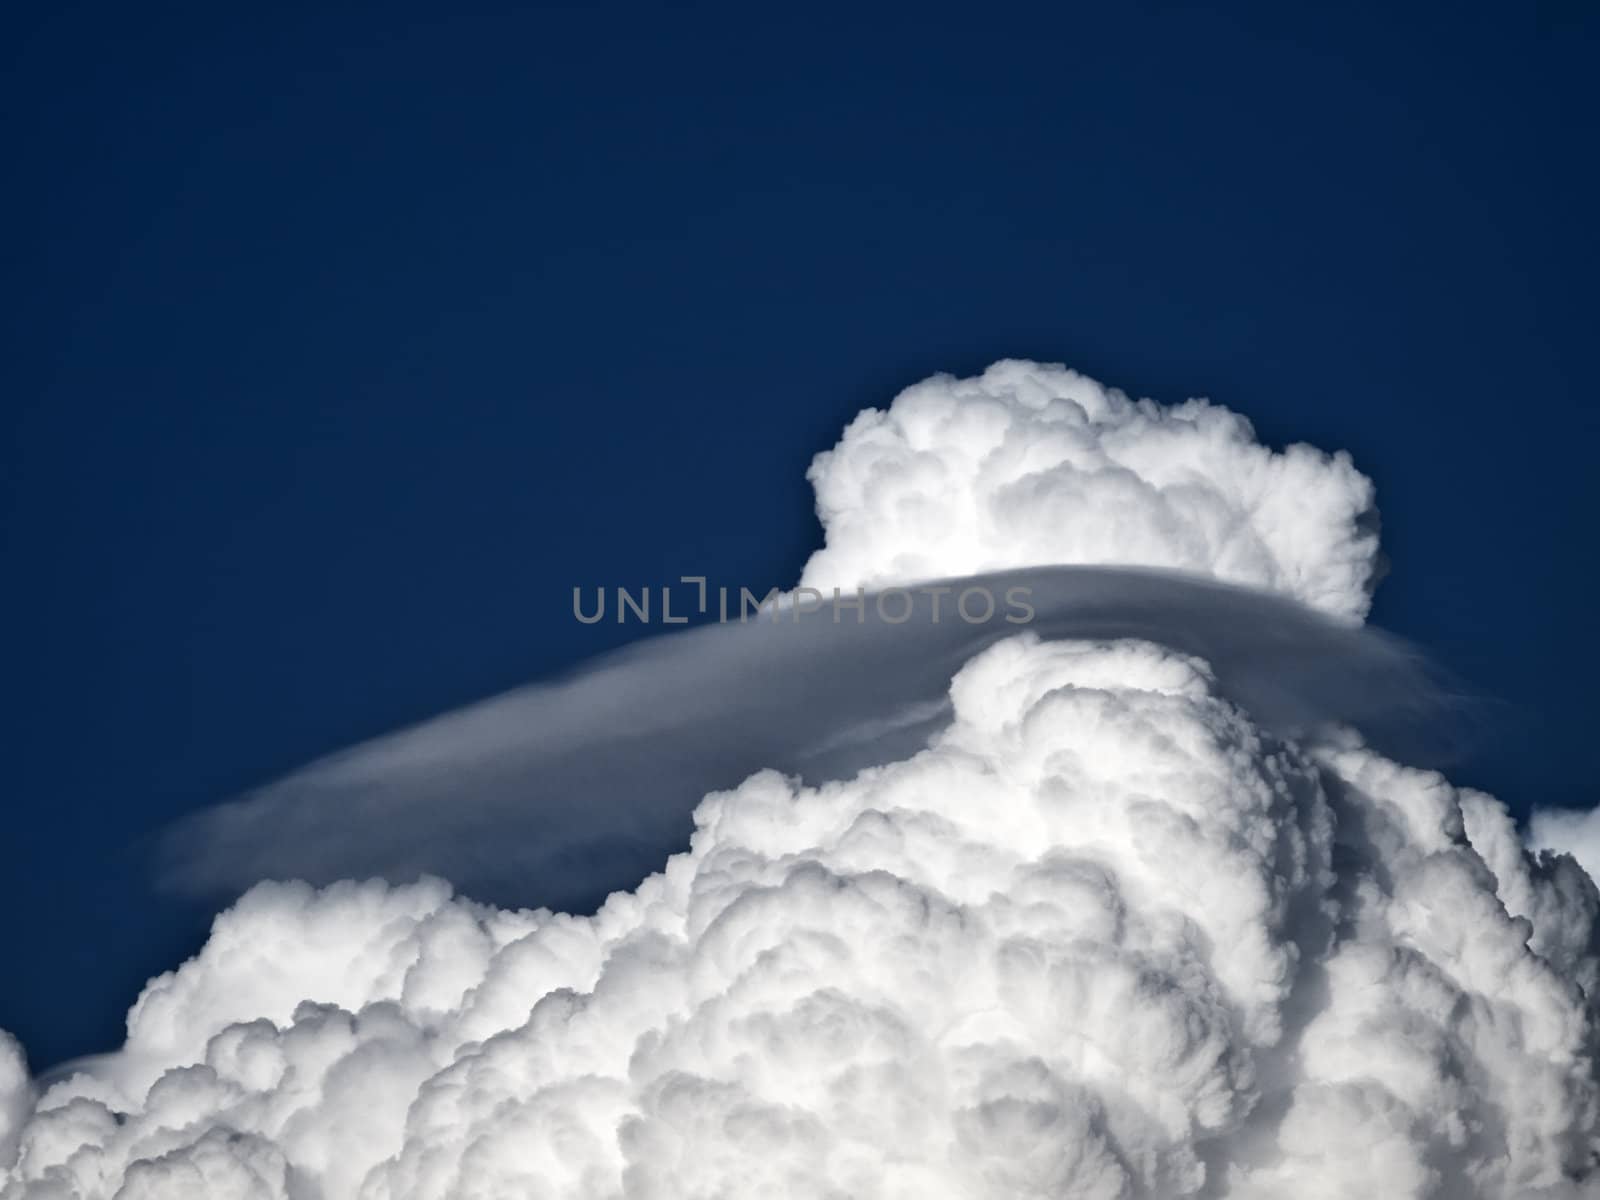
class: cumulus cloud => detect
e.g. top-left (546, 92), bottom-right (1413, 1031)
top-left (3, 361), bottom-right (1596, 1199)
top-left (799, 360), bottom-right (1383, 622)
top-left (1531, 809), bottom-right (1600, 891)
top-left (0, 1036), bottom-right (29, 1175)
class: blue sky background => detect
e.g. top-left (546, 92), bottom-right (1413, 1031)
top-left (3, 0), bottom-right (1596, 1068)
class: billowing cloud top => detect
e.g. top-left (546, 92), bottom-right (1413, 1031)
top-left (800, 360), bottom-right (1382, 621)
top-left (1532, 809), bottom-right (1600, 894)
top-left (2, 363), bottom-right (1596, 1199)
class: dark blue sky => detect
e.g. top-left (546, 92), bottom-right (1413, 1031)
top-left (4, 1), bottom-right (1596, 1068)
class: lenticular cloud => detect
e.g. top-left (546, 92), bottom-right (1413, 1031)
top-left (4, 361), bottom-right (1598, 1199)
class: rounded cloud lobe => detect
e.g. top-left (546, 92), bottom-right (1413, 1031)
top-left (3, 363), bottom-right (1596, 1199)
top-left (1531, 809), bottom-right (1600, 891)
top-left (799, 360), bottom-right (1382, 622)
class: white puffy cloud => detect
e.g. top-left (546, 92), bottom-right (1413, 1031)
top-left (0, 1035), bottom-right (29, 1176)
top-left (3, 362), bottom-right (1596, 1199)
top-left (1531, 808), bottom-right (1600, 890)
top-left (799, 360), bottom-right (1382, 622)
